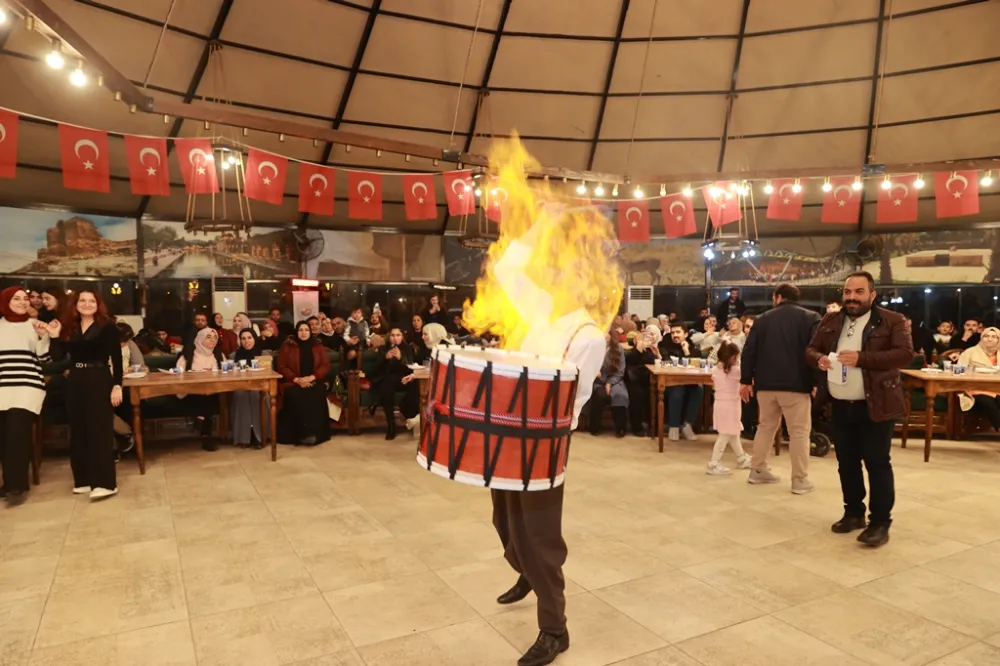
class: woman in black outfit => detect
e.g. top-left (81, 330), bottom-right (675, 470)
top-left (38, 287), bottom-right (66, 324)
top-left (624, 325), bottom-right (662, 437)
top-left (368, 327), bottom-right (419, 440)
top-left (276, 321), bottom-right (331, 446)
top-left (407, 314), bottom-right (429, 364)
top-left (53, 290), bottom-right (122, 500)
top-left (421, 294), bottom-right (447, 326)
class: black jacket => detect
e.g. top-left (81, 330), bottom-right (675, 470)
top-left (740, 300), bottom-right (821, 393)
top-left (659, 337), bottom-right (695, 359)
top-left (715, 298), bottom-right (746, 324)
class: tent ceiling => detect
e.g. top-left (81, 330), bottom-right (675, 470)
top-left (0, 0), bottom-right (998, 235)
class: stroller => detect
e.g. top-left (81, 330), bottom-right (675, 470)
top-left (745, 396), bottom-right (833, 457)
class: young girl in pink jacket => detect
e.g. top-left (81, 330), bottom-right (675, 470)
top-left (708, 341), bottom-right (751, 475)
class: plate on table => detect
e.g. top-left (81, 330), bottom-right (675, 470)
top-left (974, 367), bottom-right (999, 374)
top-left (408, 364), bottom-right (423, 370)
top-left (124, 371), bottom-right (147, 379)
top-left (921, 367), bottom-right (942, 373)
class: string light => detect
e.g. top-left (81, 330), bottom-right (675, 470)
top-left (612, 184), bottom-right (619, 197)
top-left (791, 179), bottom-right (802, 194)
top-left (576, 181), bottom-right (587, 195)
top-left (709, 186), bottom-right (723, 198)
top-left (982, 170), bottom-right (994, 187)
top-left (473, 187), bottom-right (482, 197)
top-left (852, 177), bottom-right (863, 191)
top-left (763, 181), bottom-right (774, 195)
top-left (593, 183), bottom-right (605, 196)
top-left (736, 181), bottom-right (749, 196)
top-left (633, 186), bottom-right (643, 198)
top-left (226, 154), bottom-right (237, 165)
top-left (221, 161), bottom-right (231, 170)
top-left (822, 178), bottom-right (833, 192)
top-left (881, 176), bottom-right (892, 190)
top-left (659, 184), bottom-right (666, 196)
top-left (682, 186), bottom-right (693, 197)
top-left (45, 41), bottom-right (64, 69)
top-left (913, 174), bottom-right (925, 189)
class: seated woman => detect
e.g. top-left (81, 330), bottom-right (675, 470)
top-left (176, 327), bottom-right (224, 450)
top-left (588, 331), bottom-right (628, 437)
top-left (407, 314), bottom-right (427, 364)
top-left (368, 327), bottom-right (419, 440)
top-left (957, 327), bottom-right (1000, 429)
top-left (624, 325), bottom-right (661, 436)
top-left (276, 321), bottom-right (331, 446)
top-left (257, 319), bottom-right (282, 353)
top-left (421, 322), bottom-right (453, 353)
top-left (231, 328), bottom-right (269, 449)
top-left (114, 322), bottom-right (146, 459)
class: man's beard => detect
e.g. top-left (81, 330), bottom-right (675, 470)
top-left (844, 299), bottom-right (872, 316)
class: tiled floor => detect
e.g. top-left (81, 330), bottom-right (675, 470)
top-left (2, 431), bottom-right (1000, 666)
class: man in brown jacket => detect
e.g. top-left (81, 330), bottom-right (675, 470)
top-left (806, 272), bottom-right (913, 547)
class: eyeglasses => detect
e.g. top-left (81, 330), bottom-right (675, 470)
top-left (846, 319), bottom-right (858, 338)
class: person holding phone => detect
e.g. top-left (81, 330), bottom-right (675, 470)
top-left (368, 327), bottom-right (419, 440)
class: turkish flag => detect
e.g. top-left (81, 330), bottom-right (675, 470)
top-left (244, 149), bottom-right (288, 205)
top-left (124, 135), bottom-right (170, 196)
top-left (0, 110), bottom-right (18, 179)
top-left (348, 171), bottom-right (383, 220)
top-left (820, 176), bottom-right (862, 224)
top-left (58, 125), bottom-right (110, 193)
top-left (766, 178), bottom-right (805, 221)
top-left (617, 199), bottom-right (650, 243)
top-left (661, 193), bottom-right (696, 238)
top-left (483, 185), bottom-right (507, 223)
top-left (702, 182), bottom-right (741, 227)
top-left (298, 163), bottom-right (335, 216)
top-left (174, 138), bottom-right (218, 194)
top-left (934, 171), bottom-right (979, 218)
top-left (402, 174), bottom-right (437, 221)
top-left (876, 175), bottom-right (919, 224)
top-left (442, 170), bottom-right (475, 216)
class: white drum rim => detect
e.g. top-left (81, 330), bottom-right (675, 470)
top-left (430, 345), bottom-right (579, 381)
top-left (416, 452), bottom-right (565, 491)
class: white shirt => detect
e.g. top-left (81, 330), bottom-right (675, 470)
top-left (828, 310), bottom-right (871, 401)
top-left (495, 240), bottom-right (605, 429)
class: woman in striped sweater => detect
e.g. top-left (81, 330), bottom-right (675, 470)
top-left (0, 287), bottom-right (57, 506)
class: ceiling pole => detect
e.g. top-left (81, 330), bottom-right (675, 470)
top-left (134, 0), bottom-right (234, 220)
top-left (715, 0), bottom-right (752, 173)
top-left (299, 0), bottom-right (382, 228)
top-left (586, 0), bottom-right (630, 171)
top-left (857, 0), bottom-right (888, 234)
top-left (438, 0), bottom-right (513, 235)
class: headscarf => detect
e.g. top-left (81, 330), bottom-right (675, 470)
top-left (422, 323), bottom-right (453, 348)
top-left (644, 324), bottom-right (662, 345)
top-left (210, 313), bottom-right (224, 330)
top-left (190, 327), bottom-right (220, 371)
top-left (0, 287), bottom-right (29, 323)
top-left (233, 328), bottom-right (262, 362)
top-left (294, 320), bottom-right (315, 377)
top-left (979, 326), bottom-right (1000, 355)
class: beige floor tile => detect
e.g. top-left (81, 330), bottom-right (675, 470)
top-left (618, 523), bottom-right (753, 568)
top-left (360, 494), bottom-right (482, 537)
top-left (677, 615), bottom-right (870, 666)
top-left (989, 633), bottom-right (1000, 649)
top-left (295, 534), bottom-right (428, 592)
top-left (323, 572), bottom-right (477, 646)
top-left (894, 505), bottom-right (1000, 546)
top-left (28, 621), bottom-right (196, 666)
top-left (925, 643), bottom-right (1000, 666)
top-left (925, 542), bottom-right (1000, 595)
top-left (762, 531), bottom-right (916, 586)
top-left (357, 618), bottom-right (521, 666)
top-left (166, 475), bottom-right (261, 508)
top-left (860, 567), bottom-right (1000, 639)
top-left (0, 595), bottom-right (45, 666)
top-left (279, 508), bottom-right (391, 549)
top-left (488, 593), bottom-right (667, 666)
top-left (397, 519), bottom-right (503, 570)
top-left (593, 571), bottom-right (764, 643)
top-left (62, 506), bottom-right (175, 552)
top-left (35, 539), bottom-right (188, 648)
top-left (191, 595), bottom-right (352, 666)
top-left (563, 537), bottom-right (672, 591)
top-left (692, 508), bottom-right (820, 549)
top-left (885, 526), bottom-right (973, 566)
top-left (608, 646), bottom-right (705, 666)
top-left (0, 520), bottom-right (67, 562)
top-left (0, 555), bottom-right (57, 604)
top-left (286, 650), bottom-right (365, 666)
top-left (264, 488), bottom-right (360, 522)
top-left (774, 590), bottom-right (976, 666)
top-left (436, 557), bottom-right (585, 617)
top-left (172, 500), bottom-right (277, 547)
top-left (682, 552), bottom-right (844, 612)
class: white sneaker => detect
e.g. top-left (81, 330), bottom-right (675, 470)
top-left (72, 486), bottom-right (91, 495)
top-left (405, 415), bottom-right (420, 432)
top-left (89, 487), bottom-right (118, 501)
top-left (668, 427), bottom-right (680, 441)
top-left (706, 463), bottom-right (732, 476)
top-left (736, 454), bottom-right (751, 469)
top-left (681, 424), bottom-right (697, 440)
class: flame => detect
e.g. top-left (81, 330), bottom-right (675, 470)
top-left (463, 135), bottom-right (624, 350)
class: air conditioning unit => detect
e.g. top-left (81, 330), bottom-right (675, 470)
top-left (626, 285), bottom-right (654, 321)
top-left (212, 276), bottom-right (246, 325)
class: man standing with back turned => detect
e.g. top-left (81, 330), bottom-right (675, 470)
top-left (806, 272), bottom-right (912, 547)
top-left (740, 283), bottom-right (821, 494)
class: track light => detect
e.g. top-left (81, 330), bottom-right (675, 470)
top-left (576, 181), bottom-right (587, 195)
top-left (612, 184), bottom-right (619, 197)
top-left (474, 187), bottom-right (482, 197)
top-left (913, 174), bottom-right (925, 189)
top-left (0, 9), bottom-right (9, 25)
top-left (822, 179), bottom-right (833, 193)
top-left (69, 66), bottom-right (86, 87)
top-left (852, 177), bottom-right (863, 191)
top-left (881, 177), bottom-right (892, 190)
top-left (46, 41), bottom-right (64, 69)
top-left (791, 179), bottom-right (802, 194)
top-left (593, 183), bottom-right (605, 196)
top-left (982, 171), bottom-right (994, 187)
top-left (633, 186), bottom-right (643, 198)
top-left (659, 184), bottom-right (666, 196)
top-left (763, 181), bottom-right (774, 195)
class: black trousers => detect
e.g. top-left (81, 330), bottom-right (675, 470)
top-left (0, 408), bottom-right (35, 493)
top-left (66, 367), bottom-right (116, 491)
top-left (587, 388), bottom-right (626, 434)
top-left (628, 381), bottom-right (649, 435)
top-left (830, 399), bottom-right (895, 526)
top-left (491, 485), bottom-right (567, 635)
top-left (374, 378), bottom-right (420, 419)
top-left (972, 394), bottom-right (1000, 429)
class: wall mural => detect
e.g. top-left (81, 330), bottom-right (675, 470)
top-left (142, 221), bottom-right (300, 279)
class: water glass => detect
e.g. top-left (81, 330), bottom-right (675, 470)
top-left (681, 357), bottom-right (690, 368)
top-left (237, 359), bottom-right (247, 370)
top-left (670, 356), bottom-right (679, 367)
top-left (130, 364), bottom-right (142, 374)
top-left (250, 359), bottom-right (259, 370)
top-left (942, 360), bottom-right (953, 372)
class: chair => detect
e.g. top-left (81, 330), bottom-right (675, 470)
top-left (898, 354), bottom-right (953, 442)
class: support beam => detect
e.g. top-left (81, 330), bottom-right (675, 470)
top-left (857, 0), bottom-right (887, 232)
top-left (586, 0), bottom-right (630, 170)
top-left (715, 0), bottom-right (752, 172)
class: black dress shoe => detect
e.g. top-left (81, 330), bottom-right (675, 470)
top-left (496, 576), bottom-right (532, 605)
top-left (202, 439), bottom-right (220, 452)
top-left (518, 630), bottom-right (569, 666)
top-left (0, 486), bottom-right (7, 499)
top-left (831, 514), bottom-right (867, 534)
top-left (5, 491), bottom-right (27, 507)
top-left (857, 524), bottom-right (890, 547)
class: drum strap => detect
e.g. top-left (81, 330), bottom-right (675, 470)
top-left (562, 321), bottom-right (600, 362)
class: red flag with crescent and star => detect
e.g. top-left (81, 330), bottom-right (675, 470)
top-left (244, 148), bottom-right (288, 205)
top-left (58, 124), bottom-right (110, 193)
top-left (174, 138), bottom-right (218, 194)
top-left (483, 185), bottom-right (507, 223)
top-left (820, 176), bottom-right (862, 224)
top-left (442, 170), bottom-right (475, 216)
top-left (298, 163), bottom-right (335, 216)
top-left (402, 174), bottom-right (437, 221)
top-left (348, 171), bottom-right (383, 220)
top-left (661, 193), bottom-right (696, 238)
top-left (702, 182), bottom-right (741, 227)
top-left (766, 178), bottom-right (805, 221)
top-left (876, 175), bottom-right (919, 224)
top-left (617, 199), bottom-right (650, 243)
top-left (0, 109), bottom-right (18, 179)
top-left (124, 135), bottom-right (170, 196)
top-left (933, 171), bottom-right (979, 219)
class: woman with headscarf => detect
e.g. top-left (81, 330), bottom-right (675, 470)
top-left (957, 326), bottom-right (1000, 429)
top-left (624, 324), bottom-right (663, 436)
top-left (258, 319), bottom-right (282, 352)
top-left (276, 321), bottom-right (331, 446)
top-left (230, 328), bottom-right (268, 449)
top-left (176, 327), bottom-right (224, 450)
top-left (0, 288), bottom-right (55, 505)
top-left (588, 330), bottom-right (628, 437)
top-left (369, 327), bottom-right (419, 440)
top-left (421, 322), bottom-right (453, 352)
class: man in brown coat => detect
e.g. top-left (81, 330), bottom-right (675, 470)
top-left (806, 272), bottom-right (913, 547)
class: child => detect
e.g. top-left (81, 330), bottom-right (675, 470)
top-left (707, 341), bottom-right (751, 475)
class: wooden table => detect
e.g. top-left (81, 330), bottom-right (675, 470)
top-left (900, 368), bottom-right (1000, 462)
top-left (411, 366), bottom-right (430, 440)
top-left (647, 364), bottom-right (714, 453)
top-left (123, 369), bottom-right (281, 474)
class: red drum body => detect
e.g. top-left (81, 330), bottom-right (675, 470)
top-left (417, 347), bottom-right (580, 491)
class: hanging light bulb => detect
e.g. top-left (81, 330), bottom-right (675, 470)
top-left (982, 170), bottom-right (994, 187)
top-left (46, 41), bottom-right (65, 69)
top-left (612, 184), bottom-right (619, 197)
top-left (226, 154), bottom-right (237, 165)
top-left (709, 185), bottom-right (723, 198)
top-left (576, 181), bottom-right (587, 195)
top-left (822, 179), bottom-right (833, 192)
top-left (736, 181), bottom-right (749, 196)
top-left (763, 181), bottom-right (774, 195)
top-left (633, 186), bottom-right (644, 198)
top-left (659, 184), bottom-right (666, 196)
top-left (463, 183), bottom-right (471, 193)
top-left (490, 188), bottom-right (498, 197)
top-left (682, 186), bottom-right (693, 198)
top-left (69, 65), bottom-right (87, 87)
top-left (852, 177), bottom-right (863, 191)
top-left (474, 187), bottom-right (482, 197)
top-left (221, 160), bottom-right (231, 170)
top-left (791, 179), bottom-right (802, 194)
top-left (728, 182), bottom-right (738, 192)
top-left (913, 174), bottom-right (925, 189)
top-left (881, 176), bottom-right (893, 190)
top-left (593, 183), bottom-right (605, 196)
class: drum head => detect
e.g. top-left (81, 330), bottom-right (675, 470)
top-left (431, 345), bottom-right (578, 382)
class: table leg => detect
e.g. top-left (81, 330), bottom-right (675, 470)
top-left (648, 372), bottom-right (655, 441)
top-left (219, 394), bottom-right (230, 445)
top-left (270, 380), bottom-right (278, 462)
top-left (259, 390), bottom-right (267, 448)
top-left (419, 379), bottom-right (428, 442)
top-left (657, 377), bottom-right (665, 453)
top-left (131, 389), bottom-right (145, 475)
top-left (901, 380), bottom-right (911, 449)
top-left (923, 382), bottom-right (935, 463)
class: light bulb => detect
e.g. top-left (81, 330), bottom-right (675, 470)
top-left (463, 184), bottom-right (471, 193)
top-left (633, 186), bottom-right (643, 198)
top-left (763, 182), bottom-right (774, 194)
top-left (822, 181), bottom-right (833, 192)
top-left (681, 186), bottom-right (692, 197)
top-left (226, 154), bottom-right (236, 165)
top-left (730, 251), bottom-right (736, 259)
top-left (474, 188), bottom-right (482, 197)
top-left (46, 50), bottom-right (65, 70)
top-left (852, 179), bottom-right (863, 191)
top-left (982, 172), bottom-right (994, 187)
top-left (69, 68), bottom-right (86, 87)
top-left (709, 186), bottom-right (723, 198)
top-left (576, 182), bottom-right (587, 195)
top-left (659, 184), bottom-right (666, 196)
top-left (490, 188), bottom-right (498, 196)
top-left (791, 181), bottom-right (802, 194)
top-left (736, 182), bottom-right (749, 196)
top-left (612, 184), bottom-right (619, 197)
top-left (593, 183), bottom-right (605, 196)
top-left (741, 250), bottom-right (749, 258)
top-left (0, 8), bottom-right (7, 24)
top-left (702, 248), bottom-right (714, 260)
top-left (749, 249), bottom-right (756, 257)
top-left (881, 179), bottom-right (892, 190)
top-left (913, 176), bottom-right (925, 189)
top-left (221, 161), bottom-right (231, 170)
